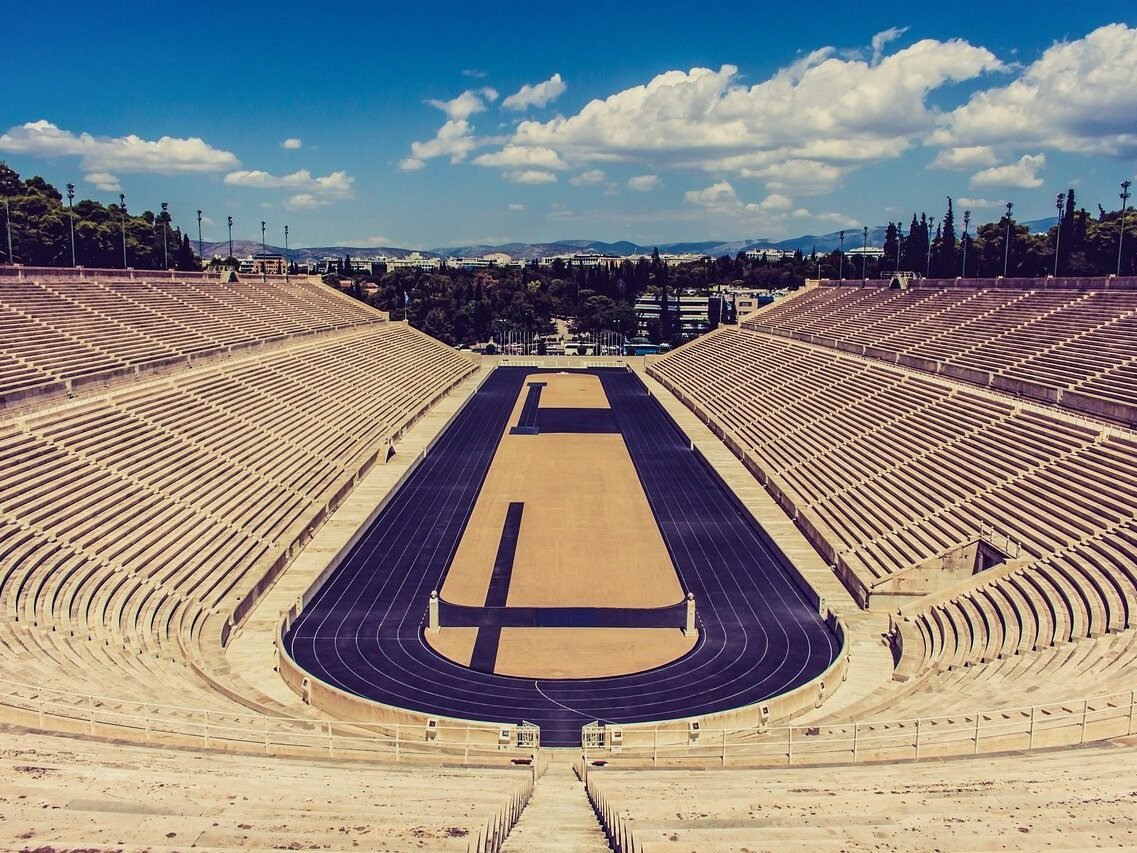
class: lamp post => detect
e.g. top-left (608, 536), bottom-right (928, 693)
top-left (925, 216), bottom-right (935, 278)
top-left (2, 197), bottom-right (12, 265)
top-left (895, 223), bottom-right (902, 274)
top-left (196, 209), bottom-right (203, 266)
top-left (838, 230), bottom-right (845, 281)
top-left (226, 215), bottom-right (234, 267)
top-left (861, 225), bottom-right (868, 284)
top-left (1120, 180), bottom-right (1132, 277)
top-left (66, 183), bottom-right (76, 267)
top-left (120, 193), bottom-right (128, 269)
top-left (961, 210), bottom-right (971, 277)
top-left (1002, 202), bottom-right (1014, 278)
top-left (284, 225), bottom-right (290, 283)
top-left (160, 202), bottom-right (169, 270)
top-left (1054, 193), bottom-right (1065, 278)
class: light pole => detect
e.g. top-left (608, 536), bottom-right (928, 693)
top-left (895, 223), bottom-right (902, 274)
top-left (1120, 180), bottom-right (1132, 277)
top-left (284, 225), bottom-right (290, 283)
top-left (196, 209), bottom-right (203, 265)
top-left (1054, 193), bottom-right (1065, 278)
top-left (260, 220), bottom-right (267, 279)
top-left (120, 193), bottom-right (128, 269)
top-left (2, 197), bottom-right (12, 265)
top-left (1002, 202), bottom-right (1014, 278)
top-left (838, 230), bottom-right (845, 281)
top-left (66, 183), bottom-right (76, 267)
top-left (861, 225), bottom-right (868, 284)
top-left (160, 202), bottom-right (169, 270)
top-left (226, 215), bottom-right (234, 266)
top-left (964, 212), bottom-right (973, 278)
top-left (925, 216), bottom-right (935, 278)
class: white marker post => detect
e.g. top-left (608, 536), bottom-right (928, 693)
top-left (684, 593), bottom-right (696, 636)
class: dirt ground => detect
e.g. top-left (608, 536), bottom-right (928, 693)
top-left (433, 371), bottom-right (691, 678)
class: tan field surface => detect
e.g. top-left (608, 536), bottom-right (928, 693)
top-left (434, 371), bottom-right (689, 678)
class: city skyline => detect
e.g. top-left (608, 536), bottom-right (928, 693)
top-left (1, 1), bottom-right (1134, 249)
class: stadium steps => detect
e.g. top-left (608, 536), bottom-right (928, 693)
top-left (501, 762), bottom-right (610, 852)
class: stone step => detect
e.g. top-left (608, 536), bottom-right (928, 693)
top-left (502, 763), bottom-right (610, 852)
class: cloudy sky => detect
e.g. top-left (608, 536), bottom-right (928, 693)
top-left (1, 1), bottom-right (1134, 249)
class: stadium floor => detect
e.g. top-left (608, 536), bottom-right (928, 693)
top-left (283, 367), bottom-right (840, 746)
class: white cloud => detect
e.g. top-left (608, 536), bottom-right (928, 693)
top-left (970, 153), bottom-right (1046, 188)
top-left (628, 174), bottom-right (662, 192)
top-left (401, 88), bottom-right (501, 168)
top-left (872, 27), bottom-right (909, 65)
top-left (0, 119), bottom-right (240, 173)
top-left (489, 40), bottom-right (999, 193)
top-left (281, 138), bottom-right (302, 149)
top-left (569, 169), bottom-right (606, 186)
top-left (473, 144), bottom-right (567, 170)
top-left (508, 203), bottom-right (526, 211)
top-left (502, 73), bottom-right (567, 110)
top-left (932, 24), bottom-right (1137, 157)
top-left (504, 170), bottom-right (557, 184)
top-left (683, 180), bottom-right (855, 236)
top-left (341, 235), bottom-right (396, 247)
top-left (224, 168), bottom-right (354, 198)
top-left (956, 197), bottom-right (1004, 209)
top-left (759, 193), bottom-right (793, 211)
top-left (929, 145), bottom-right (998, 170)
top-left (286, 193), bottom-right (321, 210)
top-left (427, 88), bottom-right (498, 121)
top-left (84, 171), bottom-right (121, 192)
top-left (462, 69), bottom-right (488, 79)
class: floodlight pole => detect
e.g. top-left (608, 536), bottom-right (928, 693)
top-left (1002, 202), bottom-right (1014, 278)
top-left (120, 193), bottom-right (128, 269)
top-left (838, 230), bottom-right (845, 281)
top-left (260, 220), bottom-right (267, 280)
top-left (284, 225), bottom-right (290, 283)
top-left (1120, 181), bottom-right (1132, 277)
top-left (161, 202), bottom-right (169, 270)
top-left (3, 197), bottom-right (12, 265)
top-left (66, 183), bottom-right (76, 267)
top-left (227, 215), bottom-right (234, 266)
top-left (1054, 193), bottom-right (1065, 278)
top-left (961, 210), bottom-right (971, 277)
top-left (861, 225), bottom-right (868, 284)
top-left (925, 216), bottom-right (935, 278)
top-left (196, 209), bottom-right (203, 265)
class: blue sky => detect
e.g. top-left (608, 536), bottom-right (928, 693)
top-left (2, 1), bottom-right (1135, 250)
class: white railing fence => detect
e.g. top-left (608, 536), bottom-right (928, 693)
top-left (581, 688), bottom-right (1137, 767)
top-left (0, 678), bottom-right (541, 767)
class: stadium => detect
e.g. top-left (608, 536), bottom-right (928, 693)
top-left (0, 257), bottom-right (1136, 850)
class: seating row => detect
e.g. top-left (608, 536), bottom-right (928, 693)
top-left (0, 277), bottom-right (383, 403)
top-left (745, 285), bottom-right (1137, 424)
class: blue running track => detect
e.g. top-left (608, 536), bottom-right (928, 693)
top-left (282, 367), bottom-right (840, 746)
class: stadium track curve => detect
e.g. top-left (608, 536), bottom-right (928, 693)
top-left (282, 367), bottom-right (840, 746)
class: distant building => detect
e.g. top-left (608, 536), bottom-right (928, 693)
top-left (633, 291), bottom-right (716, 337)
top-left (846, 246), bottom-right (885, 258)
top-left (744, 248), bottom-right (797, 262)
top-left (238, 253), bottom-right (288, 275)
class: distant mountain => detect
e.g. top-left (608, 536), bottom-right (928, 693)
top-left (193, 219), bottom-right (1062, 266)
top-left (195, 240), bottom-right (430, 261)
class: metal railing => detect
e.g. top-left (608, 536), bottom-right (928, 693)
top-left (580, 687), bottom-right (1137, 767)
top-left (0, 678), bottom-right (540, 767)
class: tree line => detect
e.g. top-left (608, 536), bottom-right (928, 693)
top-left (0, 164), bottom-right (197, 270)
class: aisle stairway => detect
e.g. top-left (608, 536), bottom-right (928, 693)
top-left (502, 760), bottom-right (610, 852)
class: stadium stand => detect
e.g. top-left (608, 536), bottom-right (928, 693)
top-left (743, 280), bottom-right (1137, 425)
top-left (0, 276), bottom-right (382, 408)
top-left (0, 276), bottom-right (486, 750)
top-left (0, 730), bottom-right (534, 851)
top-left (584, 743), bottom-right (1137, 852)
